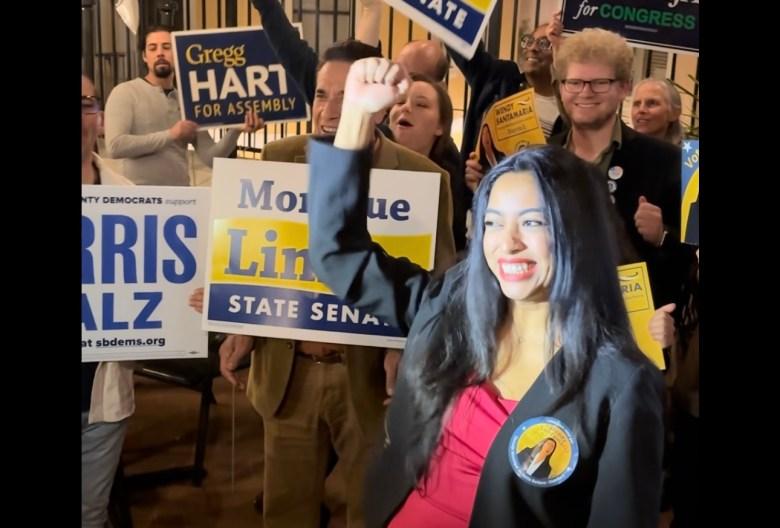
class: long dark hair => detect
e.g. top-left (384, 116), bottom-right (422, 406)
top-left (403, 144), bottom-right (645, 482)
top-left (529, 437), bottom-right (557, 460)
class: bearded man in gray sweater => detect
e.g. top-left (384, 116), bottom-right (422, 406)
top-left (104, 26), bottom-right (262, 186)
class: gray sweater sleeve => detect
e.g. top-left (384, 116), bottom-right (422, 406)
top-left (192, 128), bottom-right (242, 168)
top-left (104, 83), bottom-right (174, 158)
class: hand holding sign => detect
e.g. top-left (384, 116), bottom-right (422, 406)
top-left (648, 303), bottom-right (676, 349)
top-left (547, 10), bottom-right (564, 49)
top-left (240, 111), bottom-right (265, 134)
top-left (465, 152), bottom-right (485, 193)
top-left (189, 287), bottom-right (204, 313)
top-left (170, 119), bottom-right (199, 142)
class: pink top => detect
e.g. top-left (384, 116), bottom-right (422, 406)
top-left (388, 384), bottom-right (518, 527)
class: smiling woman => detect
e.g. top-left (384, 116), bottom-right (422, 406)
top-left (306, 56), bottom-right (666, 528)
top-left (482, 170), bottom-right (551, 303)
top-left (631, 78), bottom-right (683, 145)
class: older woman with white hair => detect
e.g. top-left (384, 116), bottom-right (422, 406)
top-left (631, 78), bottom-right (684, 145)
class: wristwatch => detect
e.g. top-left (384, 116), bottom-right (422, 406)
top-left (658, 229), bottom-right (669, 247)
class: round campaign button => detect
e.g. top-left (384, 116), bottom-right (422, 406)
top-left (608, 165), bottom-right (624, 180)
top-left (507, 416), bottom-right (579, 487)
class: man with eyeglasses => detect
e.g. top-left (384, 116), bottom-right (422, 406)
top-left (452, 16), bottom-right (564, 203)
top-left (104, 26), bottom-right (262, 186)
top-left (82, 89), bottom-right (133, 188)
top-left (551, 27), bottom-right (694, 310)
top-left (516, 29), bottom-right (562, 138)
top-left (82, 74), bottom-right (135, 528)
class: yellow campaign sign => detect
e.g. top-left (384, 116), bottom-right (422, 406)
top-left (204, 158), bottom-right (441, 347)
top-left (476, 88), bottom-right (547, 169)
top-left (210, 217), bottom-right (433, 294)
top-left (618, 262), bottom-right (665, 369)
top-left (467, 0), bottom-right (493, 10)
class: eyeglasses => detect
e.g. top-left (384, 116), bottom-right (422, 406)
top-left (82, 95), bottom-right (101, 114)
top-left (560, 79), bottom-right (618, 94)
top-left (519, 35), bottom-right (552, 51)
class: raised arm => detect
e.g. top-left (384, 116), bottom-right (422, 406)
top-left (251, 0), bottom-right (320, 103)
top-left (307, 58), bottom-right (433, 334)
top-left (355, 0), bottom-right (383, 47)
top-left (447, 41), bottom-right (504, 90)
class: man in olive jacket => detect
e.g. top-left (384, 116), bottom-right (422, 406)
top-left (220, 41), bottom-right (455, 528)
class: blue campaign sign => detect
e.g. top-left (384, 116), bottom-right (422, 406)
top-left (172, 27), bottom-right (310, 128)
top-left (208, 283), bottom-right (404, 338)
top-left (680, 139), bottom-right (698, 245)
top-left (81, 185), bottom-right (211, 362)
top-left (561, 0), bottom-right (699, 54)
top-left (385, 0), bottom-right (498, 60)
